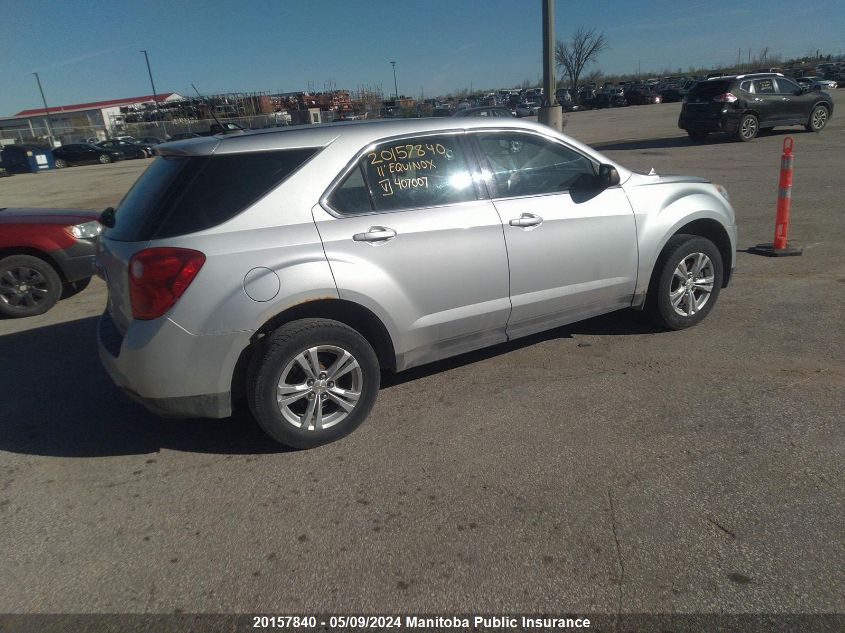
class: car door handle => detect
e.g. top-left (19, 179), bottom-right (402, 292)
top-left (352, 226), bottom-right (397, 242)
top-left (509, 213), bottom-right (543, 228)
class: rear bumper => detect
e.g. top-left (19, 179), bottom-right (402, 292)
top-left (97, 310), bottom-right (252, 419)
top-left (679, 111), bottom-right (742, 133)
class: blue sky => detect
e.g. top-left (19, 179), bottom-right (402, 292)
top-left (1, 0), bottom-right (842, 115)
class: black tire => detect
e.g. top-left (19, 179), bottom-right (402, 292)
top-left (736, 114), bottom-right (759, 142)
top-left (54, 158), bottom-right (67, 169)
top-left (805, 104), bottom-right (829, 132)
top-left (247, 318), bottom-right (380, 449)
top-left (687, 130), bottom-right (709, 141)
top-left (61, 276), bottom-right (91, 299)
top-left (644, 234), bottom-right (724, 330)
top-left (0, 254), bottom-right (62, 318)
top-left (99, 154), bottom-right (111, 164)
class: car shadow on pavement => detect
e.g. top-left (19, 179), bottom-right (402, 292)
top-left (1, 310), bottom-right (660, 457)
top-left (0, 316), bottom-right (284, 457)
top-left (381, 309), bottom-right (662, 388)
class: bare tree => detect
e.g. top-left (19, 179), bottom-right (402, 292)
top-left (555, 27), bottom-right (608, 96)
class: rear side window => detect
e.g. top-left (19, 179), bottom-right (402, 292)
top-left (106, 148), bottom-right (319, 241)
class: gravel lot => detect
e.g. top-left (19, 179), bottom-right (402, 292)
top-left (1, 95), bottom-right (843, 618)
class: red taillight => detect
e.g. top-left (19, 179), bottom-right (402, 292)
top-left (128, 247), bottom-right (205, 320)
top-left (713, 92), bottom-right (738, 103)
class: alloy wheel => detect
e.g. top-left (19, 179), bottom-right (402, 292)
top-left (0, 266), bottom-right (50, 308)
top-left (812, 107), bottom-right (827, 129)
top-left (669, 252), bottom-right (715, 317)
top-left (276, 345), bottom-right (362, 431)
top-left (740, 116), bottom-right (757, 140)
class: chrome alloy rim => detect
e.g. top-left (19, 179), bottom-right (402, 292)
top-left (670, 252), bottom-right (714, 317)
top-left (276, 345), bottom-right (362, 431)
top-left (741, 116), bottom-right (757, 139)
top-left (0, 266), bottom-right (49, 308)
top-left (812, 108), bottom-right (827, 129)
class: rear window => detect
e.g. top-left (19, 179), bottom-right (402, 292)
top-left (106, 148), bottom-right (319, 241)
top-left (688, 80), bottom-right (732, 98)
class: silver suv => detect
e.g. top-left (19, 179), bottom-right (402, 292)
top-left (97, 118), bottom-right (737, 448)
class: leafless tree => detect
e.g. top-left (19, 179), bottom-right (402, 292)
top-left (555, 27), bottom-right (608, 96)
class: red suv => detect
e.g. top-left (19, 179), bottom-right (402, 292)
top-left (0, 208), bottom-right (101, 317)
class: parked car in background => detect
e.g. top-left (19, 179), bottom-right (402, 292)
top-left (98, 139), bottom-right (153, 159)
top-left (515, 101), bottom-right (540, 116)
top-left (796, 76), bottom-right (838, 90)
top-left (52, 143), bottom-right (125, 167)
top-left (594, 88), bottom-right (627, 109)
top-left (453, 106), bottom-right (515, 118)
top-left (0, 207), bottom-right (101, 317)
top-left (660, 81), bottom-right (696, 103)
top-left (96, 117), bottom-right (736, 448)
top-left (626, 85), bottom-right (662, 105)
top-left (679, 73), bottom-right (833, 141)
top-left (137, 136), bottom-right (166, 145)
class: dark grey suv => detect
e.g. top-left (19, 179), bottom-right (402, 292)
top-left (679, 73), bottom-right (833, 141)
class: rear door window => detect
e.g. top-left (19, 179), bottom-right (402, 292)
top-left (361, 134), bottom-right (477, 212)
top-left (106, 148), bottom-right (319, 241)
top-left (753, 78), bottom-right (776, 94)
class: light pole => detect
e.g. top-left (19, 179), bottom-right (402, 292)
top-left (538, 0), bottom-right (563, 131)
top-left (141, 49), bottom-right (167, 137)
top-left (390, 61), bottom-right (398, 100)
top-left (32, 72), bottom-right (56, 148)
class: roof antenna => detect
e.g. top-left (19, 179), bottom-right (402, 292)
top-left (191, 83), bottom-right (228, 134)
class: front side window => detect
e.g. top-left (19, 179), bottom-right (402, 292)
top-left (333, 134), bottom-right (476, 213)
top-left (775, 77), bottom-right (800, 93)
top-left (475, 132), bottom-right (596, 198)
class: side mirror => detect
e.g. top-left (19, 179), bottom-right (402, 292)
top-left (599, 164), bottom-right (620, 187)
top-left (99, 206), bottom-right (116, 228)
top-left (796, 87), bottom-right (806, 95)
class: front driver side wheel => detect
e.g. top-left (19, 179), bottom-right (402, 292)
top-left (805, 105), bottom-right (828, 132)
top-left (247, 318), bottom-right (380, 449)
top-left (644, 234), bottom-right (724, 330)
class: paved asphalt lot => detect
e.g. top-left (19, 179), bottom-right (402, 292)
top-left (1, 95), bottom-right (843, 617)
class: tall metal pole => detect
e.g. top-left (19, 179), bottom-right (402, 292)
top-left (141, 49), bottom-right (167, 137)
top-left (538, 0), bottom-right (563, 130)
top-left (32, 72), bottom-right (56, 148)
top-left (390, 61), bottom-right (398, 100)
top-left (542, 0), bottom-right (557, 106)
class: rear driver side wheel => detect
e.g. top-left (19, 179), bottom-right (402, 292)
top-left (247, 318), bottom-right (380, 449)
top-left (736, 114), bottom-right (759, 142)
top-left (99, 154), bottom-right (111, 164)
